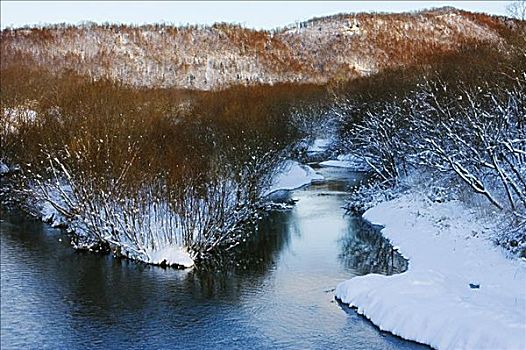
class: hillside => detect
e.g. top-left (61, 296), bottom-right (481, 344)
top-left (1, 7), bottom-right (524, 89)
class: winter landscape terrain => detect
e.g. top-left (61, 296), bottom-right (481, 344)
top-left (1, 2), bottom-right (526, 349)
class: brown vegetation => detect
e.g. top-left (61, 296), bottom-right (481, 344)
top-left (0, 59), bottom-right (329, 261)
top-left (1, 7), bottom-right (524, 90)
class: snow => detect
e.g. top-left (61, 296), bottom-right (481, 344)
top-left (307, 138), bottom-right (331, 153)
top-left (3, 107), bottom-right (37, 134)
top-left (319, 154), bottom-right (369, 171)
top-left (39, 183), bottom-right (72, 228)
top-left (147, 244), bottom-right (194, 268)
top-left (264, 160), bottom-right (324, 196)
top-left (0, 161), bottom-right (10, 175)
top-left (41, 201), bottom-right (66, 228)
top-left (33, 182), bottom-right (195, 268)
top-left (319, 159), bottom-right (352, 168)
top-left (336, 194), bottom-right (526, 350)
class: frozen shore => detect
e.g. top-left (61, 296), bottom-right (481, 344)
top-left (39, 196), bottom-right (196, 268)
top-left (319, 154), bottom-right (370, 171)
top-left (264, 160), bottom-right (323, 196)
top-left (336, 194), bottom-right (526, 350)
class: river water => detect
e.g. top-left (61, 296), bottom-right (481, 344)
top-left (1, 167), bottom-right (428, 349)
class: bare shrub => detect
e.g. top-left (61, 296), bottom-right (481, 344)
top-left (1, 65), bottom-right (327, 264)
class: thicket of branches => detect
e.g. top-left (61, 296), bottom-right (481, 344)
top-left (0, 64), bottom-right (329, 264)
top-left (336, 45), bottom-right (526, 254)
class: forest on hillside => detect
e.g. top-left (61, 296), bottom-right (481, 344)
top-left (1, 7), bottom-right (523, 89)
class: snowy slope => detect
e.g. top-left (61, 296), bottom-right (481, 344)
top-left (336, 194), bottom-right (526, 350)
top-left (3, 8), bottom-right (518, 89)
top-left (264, 160), bottom-right (324, 196)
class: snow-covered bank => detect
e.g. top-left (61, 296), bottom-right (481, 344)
top-left (319, 154), bottom-right (369, 171)
top-left (336, 194), bottom-right (526, 350)
top-left (34, 183), bottom-right (196, 268)
top-left (27, 159), bottom-right (325, 268)
top-left (264, 160), bottom-right (323, 196)
top-left (13, 157), bottom-right (323, 269)
top-left (306, 138), bottom-right (331, 154)
top-left (147, 244), bottom-right (195, 268)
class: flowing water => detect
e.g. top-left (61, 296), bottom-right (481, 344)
top-left (1, 167), bottom-right (428, 349)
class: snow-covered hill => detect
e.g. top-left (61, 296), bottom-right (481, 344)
top-left (1, 7), bottom-right (523, 89)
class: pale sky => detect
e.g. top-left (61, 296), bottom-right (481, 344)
top-left (0, 1), bottom-right (513, 30)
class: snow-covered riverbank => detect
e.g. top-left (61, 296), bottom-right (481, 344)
top-left (319, 154), bottom-right (369, 171)
top-left (21, 159), bottom-right (323, 269)
top-left (336, 194), bottom-right (526, 350)
top-left (264, 160), bottom-right (323, 196)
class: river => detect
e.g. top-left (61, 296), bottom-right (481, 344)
top-left (0, 166), bottom-right (428, 349)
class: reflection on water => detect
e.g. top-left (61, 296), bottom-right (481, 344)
top-left (197, 209), bottom-right (293, 274)
top-left (1, 167), bottom-right (427, 350)
top-left (339, 218), bottom-right (408, 276)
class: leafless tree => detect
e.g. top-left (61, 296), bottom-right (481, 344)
top-left (408, 76), bottom-right (526, 216)
top-left (336, 98), bottom-right (408, 185)
top-left (507, 0), bottom-right (526, 20)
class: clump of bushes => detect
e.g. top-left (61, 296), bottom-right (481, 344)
top-left (0, 63), bottom-right (329, 264)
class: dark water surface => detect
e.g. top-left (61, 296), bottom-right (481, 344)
top-left (1, 167), bottom-right (427, 349)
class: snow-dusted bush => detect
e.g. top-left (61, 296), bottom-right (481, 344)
top-left (409, 75), bottom-right (526, 215)
top-left (347, 181), bottom-right (405, 215)
top-left (1, 69), bottom-right (324, 266)
top-left (338, 68), bottom-right (526, 254)
top-left (338, 98), bottom-right (409, 185)
top-left (21, 140), bottom-right (288, 265)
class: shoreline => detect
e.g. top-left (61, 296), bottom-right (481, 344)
top-left (335, 193), bottom-right (526, 350)
top-left (0, 159), bottom-right (324, 269)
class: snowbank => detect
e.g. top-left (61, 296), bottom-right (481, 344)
top-left (41, 201), bottom-right (67, 228)
top-left (307, 138), bottom-right (331, 154)
top-left (336, 194), bottom-right (526, 350)
top-left (319, 154), bottom-right (369, 171)
top-left (264, 160), bottom-right (323, 196)
top-left (147, 244), bottom-right (194, 268)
